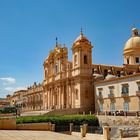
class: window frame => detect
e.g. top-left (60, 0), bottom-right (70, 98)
top-left (74, 55), bottom-right (78, 65)
top-left (110, 102), bottom-right (115, 112)
top-left (121, 84), bottom-right (129, 94)
top-left (137, 82), bottom-right (140, 91)
top-left (109, 86), bottom-right (114, 94)
top-left (123, 101), bottom-right (129, 112)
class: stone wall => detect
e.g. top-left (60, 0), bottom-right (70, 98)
top-left (17, 122), bottom-right (52, 130)
top-left (0, 117), bottom-right (16, 130)
top-left (97, 115), bottom-right (140, 126)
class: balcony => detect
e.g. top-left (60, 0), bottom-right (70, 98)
top-left (121, 92), bottom-right (129, 98)
top-left (97, 94), bottom-right (103, 100)
top-left (136, 91), bottom-right (140, 97)
top-left (108, 93), bottom-right (114, 99)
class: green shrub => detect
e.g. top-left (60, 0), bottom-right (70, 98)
top-left (1, 107), bottom-right (16, 114)
top-left (16, 115), bottom-right (99, 126)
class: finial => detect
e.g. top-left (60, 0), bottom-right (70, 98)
top-left (80, 28), bottom-right (83, 36)
top-left (55, 37), bottom-right (58, 47)
top-left (132, 27), bottom-right (139, 37)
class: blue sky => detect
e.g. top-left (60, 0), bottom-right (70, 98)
top-left (0, 0), bottom-right (140, 98)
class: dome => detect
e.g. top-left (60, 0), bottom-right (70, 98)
top-left (72, 29), bottom-right (93, 50)
top-left (74, 32), bottom-right (89, 43)
top-left (124, 28), bottom-right (140, 54)
top-left (73, 30), bottom-right (91, 46)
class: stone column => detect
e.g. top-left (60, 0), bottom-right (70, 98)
top-left (50, 88), bottom-right (52, 109)
top-left (51, 88), bottom-right (54, 109)
top-left (103, 126), bottom-right (110, 140)
top-left (58, 86), bottom-right (61, 109)
top-left (69, 123), bottom-right (73, 135)
top-left (47, 89), bottom-right (50, 109)
top-left (46, 91), bottom-right (48, 109)
top-left (69, 84), bottom-right (72, 108)
top-left (61, 85), bottom-right (64, 108)
top-left (52, 92), bottom-right (54, 108)
top-left (72, 85), bottom-right (75, 108)
top-left (51, 124), bottom-right (55, 131)
top-left (80, 124), bottom-right (87, 137)
top-left (59, 86), bottom-right (62, 108)
top-left (66, 84), bottom-right (69, 108)
top-left (56, 88), bottom-right (58, 109)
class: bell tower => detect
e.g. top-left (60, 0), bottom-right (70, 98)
top-left (72, 29), bottom-right (93, 76)
top-left (71, 30), bottom-right (94, 109)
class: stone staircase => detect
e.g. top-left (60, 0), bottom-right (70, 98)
top-left (44, 107), bottom-right (94, 115)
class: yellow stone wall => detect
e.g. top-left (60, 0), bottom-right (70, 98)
top-left (0, 118), bottom-right (16, 130)
top-left (95, 74), bottom-right (140, 112)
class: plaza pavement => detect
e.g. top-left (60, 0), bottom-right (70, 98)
top-left (0, 130), bottom-right (89, 140)
top-left (0, 130), bottom-right (138, 140)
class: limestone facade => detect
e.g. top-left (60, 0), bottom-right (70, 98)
top-left (7, 82), bottom-right (43, 112)
top-left (7, 90), bottom-right (27, 107)
top-left (22, 82), bottom-right (43, 111)
top-left (43, 31), bottom-right (94, 110)
top-left (95, 73), bottom-right (140, 112)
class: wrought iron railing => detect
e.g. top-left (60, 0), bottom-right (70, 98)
top-left (87, 126), bottom-right (103, 134)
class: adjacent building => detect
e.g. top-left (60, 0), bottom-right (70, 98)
top-left (22, 82), bottom-right (43, 111)
top-left (95, 28), bottom-right (140, 114)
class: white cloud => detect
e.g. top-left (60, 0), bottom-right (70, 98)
top-left (0, 77), bottom-right (16, 84)
top-left (4, 87), bottom-right (14, 92)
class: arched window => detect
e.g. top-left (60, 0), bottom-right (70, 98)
top-left (84, 55), bottom-right (88, 64)
top-left (75, 89), bottom-right (78, 100)
top-left (74, 55), bottom-right (78, 65)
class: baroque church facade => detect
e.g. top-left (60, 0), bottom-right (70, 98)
top-left (43, 31), bottom-right (94, 111)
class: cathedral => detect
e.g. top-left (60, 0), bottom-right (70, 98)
top-left (8, 27), bottom-right (140, 115)
top-left (43, 30), bottom-right (94, 112)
